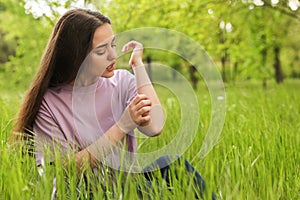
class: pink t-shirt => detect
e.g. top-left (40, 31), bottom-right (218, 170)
top-left (33, 70), bottom-right (137, 167)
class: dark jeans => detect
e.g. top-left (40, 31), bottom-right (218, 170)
top-left (137, 155), bottom-right (216, 200)
top-left (51, 155), bottom-right (216, 199)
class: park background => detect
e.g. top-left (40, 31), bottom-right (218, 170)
top-left (0, 0), bottom-right (299, 199)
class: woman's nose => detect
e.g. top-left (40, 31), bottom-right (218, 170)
top-left (107, 46), bottom-right (117, 61)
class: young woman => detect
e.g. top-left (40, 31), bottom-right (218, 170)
top-left (12, 8), bottom-right (215, 199)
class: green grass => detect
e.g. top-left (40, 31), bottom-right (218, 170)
top-left (0, 79), bottom-right (299, 199)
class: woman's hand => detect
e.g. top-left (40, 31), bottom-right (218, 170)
top-left (122, 40), bottom-right (144, 68)
top-left (117, 94), bottom-right (151, 133)
top-left (128, 94), bottom-right (151, 126)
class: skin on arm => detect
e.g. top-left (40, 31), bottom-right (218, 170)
top-left (122, 41), bottom-right (165, 136)
top-left (73, 124), bottom-right (125, 171)
top-left (73, 94), bottom-right (151, 171)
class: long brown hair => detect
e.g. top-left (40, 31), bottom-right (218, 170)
top-left (11, 9), bottom-right (111, 143)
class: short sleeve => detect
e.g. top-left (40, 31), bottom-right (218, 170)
top-left (33, 101), bottom-right (69, 166)
top-left (111, 70), bottom-right (137, 121)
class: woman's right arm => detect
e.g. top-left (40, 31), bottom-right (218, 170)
top-left (80, 94), bottom-right (151, 171)
top-left (35, 94), bottom-right (150, 172)
top-left (74, 123), bottom-right (125, 171)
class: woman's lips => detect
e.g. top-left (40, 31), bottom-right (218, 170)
top-left (106, 63), bottom-right (115, 72)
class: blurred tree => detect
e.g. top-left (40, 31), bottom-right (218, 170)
top-left (0, 29), bottom-right (17, 65)
top-left (0, 2), bottom-right (17, 67)
top-left (97, 0), bottom-right (300, 83)
top-left (204, 0), bottom-right (300, 83)
top-left (0, 0), bottom-right (52, 89)
top-left (245, 0), bottom-right (298, 83)
top-left (1, 0), bottom-right (300, 89)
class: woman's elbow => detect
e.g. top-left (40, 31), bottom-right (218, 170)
top-left (149, 123), bottom-right (164, 136)
top-left (138, 123), bottom-right (164, 137)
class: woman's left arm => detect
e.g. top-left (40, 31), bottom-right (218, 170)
top-left (122, 41), bottom-right (165, 136)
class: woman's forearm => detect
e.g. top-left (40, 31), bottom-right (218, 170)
top-left (133, 62), bottom-right (160, 104)
top-left (133, 62), bottom-right (165, 136)
top-left (121, 41), bottom-right (165, 136)
top-left (73, 124), bottom-right (126, 171)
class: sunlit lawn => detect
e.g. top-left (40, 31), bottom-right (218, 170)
top-left (0, 79), bottom-right (299, 199)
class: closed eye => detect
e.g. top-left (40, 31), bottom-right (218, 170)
top-left (94, 37), bottom-right (116, 55)
top-left (95, 51), bottom-right (105, 55)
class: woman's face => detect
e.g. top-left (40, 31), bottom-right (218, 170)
top-left (89, 23), bottom-right (117, 78)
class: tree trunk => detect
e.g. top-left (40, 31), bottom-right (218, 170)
top-left (233, 62), bottom-right (238, 83)
top-left (221, 55), bottom-right (226, 82)
top-left (172, 64), bottom-right (180, 81)
top-left (260, 34), bottom-right (268, 87)
top-left (273, 46), bottom-right (284, 84)
top-left (219, 31), bottom-right (227, 82)
top-left (146, 56), bottom-right (152, 82)
top-left (189, 65), bottom-right (198, 90)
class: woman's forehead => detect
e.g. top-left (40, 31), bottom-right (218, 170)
top-left (92, 23), bottom-right (114, 49)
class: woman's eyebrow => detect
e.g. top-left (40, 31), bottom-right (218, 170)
top-left (95, 43), bottom-right (108, 49)
top-left (95, 36), bottom-right (116, 49)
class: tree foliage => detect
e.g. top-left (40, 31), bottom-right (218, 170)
top-left (0, 0), bottom-right (52, 90)
top-left (99, 0), bottom-right (300, 83)
top-left (0, 0), bottom-right (299, 89)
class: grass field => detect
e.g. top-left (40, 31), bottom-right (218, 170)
top-left (0, 79), bottom-right (299, 199)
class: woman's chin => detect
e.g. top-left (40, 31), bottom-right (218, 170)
top-left (101, 70), bottom-right (114, 78)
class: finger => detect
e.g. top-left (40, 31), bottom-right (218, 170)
top-left (133, 42), bottom-right (143, 52)
top-left (122, 40), bottom-right (142, 52)
top-left (130, 94), bottom-right (149, 106)
top-left (138, 115), bottom-right (151, 126)
top-left (142, 111), bottom-right (150, 117)
top-left (128, 95), bottom-right (149, 119)
top-left (137, 105), bottom-right (151, 116)
top-left (135, 100), bottom-right (152, 111)
top-left (121, 44), bottom-right (130, 53)
top-left (121, 41), bottom-right (135, 52)
top-left (139, 120), bottom-right (151, 127)
top-left (129, 100), bottom-right (150, 120)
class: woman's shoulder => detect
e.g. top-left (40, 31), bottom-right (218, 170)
top-left (44, 86), bottom-right (68, 97)
top-left (114, 69), bottom-right (134, 78)
top-left (41, 85), bottom-right (71, 108)
top-left (107, 69), bottom-right (134, 86)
